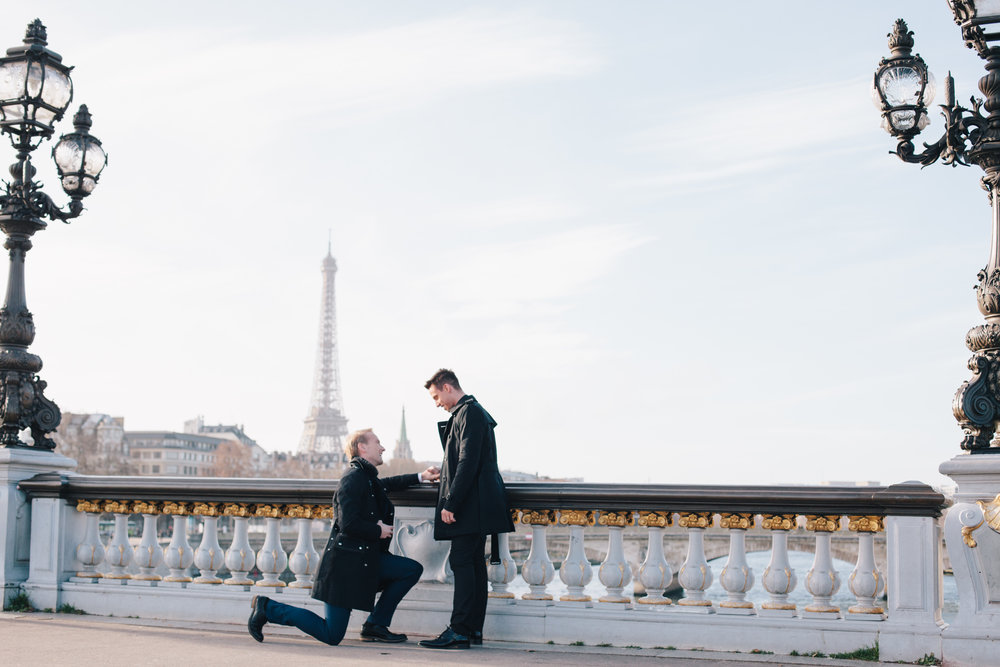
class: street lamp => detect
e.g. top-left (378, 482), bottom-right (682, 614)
top-left (0, 19), bottom-right (107, 450)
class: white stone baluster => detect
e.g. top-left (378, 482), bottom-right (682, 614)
top-left (255, 505), bottom-right (288, 588)
top-left (488, 524), bottom-right (518, 600)
top-left (760, 514), bottom-right (798, 617)
top-left (73, 501), bottom-right (104, 579)
top-left (103, 502), bottom-right (134, 581)
top-left (162, 504), bottom-right (195, 583)
top-left (223, 504), bottom-right (254, 586)
top-left (636, 511), bottom-right (673, 607)
top-left (192, 503), bottom-right (225, 584)
top-left (803, 514), bottom-right (842, 618)
top-left (287, 505), bottom-right (320, 589)
top-left (132, 503), bottom-right (163, 581)
top-left (718, 513), bottom-right (755, 614)
top-left (676, 512), bottom-right (714, 612)
top-left (557, 510), bottom-right (594, 605)
top-left (847, 515), bottom-right (885, 620)
top-left (597, 511), bottom-right (633, 606)
top-left (519, 510), bottom-right (555, 602)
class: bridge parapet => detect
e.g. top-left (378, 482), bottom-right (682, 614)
top-left (11, 471), bottom-right (951, 662)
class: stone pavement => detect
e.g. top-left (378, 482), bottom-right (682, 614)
top-left (0, 611), bottom-right (906, 666)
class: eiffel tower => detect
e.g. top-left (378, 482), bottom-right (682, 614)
top-left (298, 243), bottom-right (349, 458)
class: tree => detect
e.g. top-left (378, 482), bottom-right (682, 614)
top-left (212, 440), bottom-right (254, 477)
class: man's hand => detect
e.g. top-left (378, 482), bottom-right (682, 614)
top-left (377, 520), bottom-right (393, 539)
top-left (421, 466), bottom-right (441, 482)
top-left (441, 509), bottom-right (456, 524)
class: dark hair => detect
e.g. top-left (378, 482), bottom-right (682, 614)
top-left (425, 368), bottom-right (461, 391)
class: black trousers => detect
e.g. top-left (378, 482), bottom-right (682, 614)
top-left (448, 534), bottom-right (487, 636)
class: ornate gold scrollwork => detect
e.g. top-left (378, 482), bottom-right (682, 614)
top-left (519, 509), bottom-right (555, 525)
top-left (848, 515), bottom-right (884, 532)
top-left (102, 500), bottom-right (130, 514)
top-left (285, 504), bottom-right (314, 519)
top-left (977, 493), bottom-right (1000, 534)
top-left (192, 502), bottom-right (220, 517)
top-left (719, 512), bottom-right (754, 530)
top-left (316, 505), bottom-right (334, 520)
top-left (598, 511), bottom-right (634, 527)
top-left (805, 515), bottom-right (842, 532)
top-left (76, 499), bottom-right (102, 513)
top-left (963, 520), bottom-right (984, 548)
top-left (161, 501), bottom-right (190, 516)
top-left (509, 508), bottom-right (520, 524)
top-left (760, 514), bottom-right (797, 530)
top-left (222, 502), bottom-right (251, 517)
top-left (637, 511), bottom-right (671, 528)
top-left (254, 503), bottom-right (283, 518)
top-left (677, 512), bottom-right (713, 529)
top-left (558, 510), bottom-right (595, 526)
top-left (131, 501), bottom-right (161, 515)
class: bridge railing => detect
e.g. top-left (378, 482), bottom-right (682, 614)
top-left (16, 472), bottom-right (947, 660)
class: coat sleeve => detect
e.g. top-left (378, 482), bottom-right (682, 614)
top-left (380, 472), bottom-right (420, 493)
top-left (443, 405), bottom-right (485, 513)
top-left (337, 474), bottom-right (381, 541)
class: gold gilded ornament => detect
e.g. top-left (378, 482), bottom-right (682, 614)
top-left (638, 511), bottom-right (671, 528)
top-left (805, 515), bottom-right (841, 532)
top-left (760, 514), bottom-right (796, 530)
top-left (977, 493), bottom-right (1000, 538)
top-left (76, 500), bottom-right (102, 513)
top-left (598, 511), bottom-right (634, 527)
top-left (558, 510), bottom-right (595, 526)
top-left (848, 516), bottom-right (884, 533)
top-left (161, 501), bottom-right (189, 515)
top-left (102, 500), bottom-right (130, 514)
top-left (254, 503), bottom-right (283, 518)
top-left (519, 510), bottom-right (555, 525)
top-left (678, 512), bottom-right (713, 529)
top-left (131, 501), bottom-right (160, 515)
top-left (285, 504), bottom-right (314, 519)
top-left (192, 502), bottom-right (220, 517)
top-left (719, 513), bottom-right (754, 530)
top-left (222, 503), bottom-right (250, 517)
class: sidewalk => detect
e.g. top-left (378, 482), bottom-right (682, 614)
top-left (0, 611), bottom-right (906, 666)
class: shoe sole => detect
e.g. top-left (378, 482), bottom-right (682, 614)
top-left (360, 636), bottom-right (407, 643)
top-left (418, 643), bottom-right (470, 649)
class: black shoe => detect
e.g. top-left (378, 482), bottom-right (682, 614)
top-left (471, 631), bottom-right (483, 645)
top-left (248, 595), bottom-right (270, 643)
top-left (361, 623), bottom-right (407, 643)
top-left (419, 627), bottom-right (470, 649)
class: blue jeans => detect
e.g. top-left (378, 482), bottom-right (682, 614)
top-left (264, 552), bottom-right (422, 645)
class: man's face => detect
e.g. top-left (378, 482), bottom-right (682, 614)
top-left (358, 432), bottom-right (385, 467)
top-left (428, 383), bottom-right (459, 411)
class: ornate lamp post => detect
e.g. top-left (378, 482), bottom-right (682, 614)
top-left (0, 19), bottom-right (106, 450)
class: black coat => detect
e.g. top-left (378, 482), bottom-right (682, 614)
top-left (434, 394), bottom-right (515, 540)
top-left (311, 457), bottom-right (420, 610)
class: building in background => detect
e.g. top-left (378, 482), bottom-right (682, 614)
top-left (298, 243), bottom-right (349, 463)
top-left (125, 417), bottom-right (270, 477)
top-left (53, 413), bottom-right (132, 475)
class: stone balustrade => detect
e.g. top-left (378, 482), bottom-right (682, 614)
top-left (11, 472), bottom-right (956, 662)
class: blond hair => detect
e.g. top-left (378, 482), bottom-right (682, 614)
top-left (344, 429), bottom-right (373, 459)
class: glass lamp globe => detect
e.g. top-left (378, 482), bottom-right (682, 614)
top-left (52, 105), bottom-right (106, 197)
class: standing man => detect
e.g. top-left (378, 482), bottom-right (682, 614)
top-left (247, 429), bottom-right (439, 646)
top-left (419, 369), bottom-right (514, 650)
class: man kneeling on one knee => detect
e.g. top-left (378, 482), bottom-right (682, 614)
top-left (248, 428), bottom-right (439, 645)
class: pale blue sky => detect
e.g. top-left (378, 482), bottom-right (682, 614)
top-left (14, 1), bottom-right (988, 486)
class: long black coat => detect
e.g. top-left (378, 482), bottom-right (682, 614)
top-left (311, 457), bottom-right (420, 610)
top-left (434, 394), bottom-right (515, 540)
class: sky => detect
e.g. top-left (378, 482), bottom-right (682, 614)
top-left (8, 1), bottom-right (992, 488)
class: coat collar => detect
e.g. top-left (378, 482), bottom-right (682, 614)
top-left (350, 456), bottom-right (379, 479)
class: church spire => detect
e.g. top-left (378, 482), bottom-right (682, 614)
top-left (393, 406), bottom-right (413, 461)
